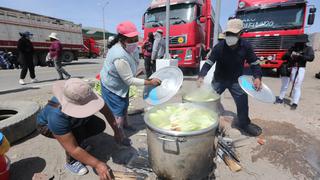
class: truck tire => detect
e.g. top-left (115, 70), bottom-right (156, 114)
top-left (62, 51), bottom-right (74, 62)
top-left (91, 53), bottom-right (98, 59)
top-left (0, 101), bottom-right (40, 143)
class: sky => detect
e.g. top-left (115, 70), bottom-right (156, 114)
top-left (0, 0), bottom-right (319, 35)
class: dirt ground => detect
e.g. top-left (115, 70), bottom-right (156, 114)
top-left (1, 52), bottom-right (320, 180)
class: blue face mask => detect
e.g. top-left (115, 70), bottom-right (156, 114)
top-left (125, 42), bottom-right (138, 54)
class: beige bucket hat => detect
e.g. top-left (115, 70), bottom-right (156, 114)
top-left (225, 19), bottom-right (244, 34)
top-left (52, 78), bottom-right (104, 118)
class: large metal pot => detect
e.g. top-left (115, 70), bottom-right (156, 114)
top-left (182, 91), bottom-right (222, 115)
top-left (144, 103), bottom-right (219, 180)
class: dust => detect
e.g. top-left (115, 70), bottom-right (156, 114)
top-left (252, 119), bottom-right (320, 179)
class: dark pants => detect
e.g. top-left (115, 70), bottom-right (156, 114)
top-left (20, 60), bottom-right (35, 79)
top-left (212, 80), bottom-right (251, 128)
top-left (54, 59), bottom-right (70, 79)
top-left (144, 56), bottom-right (156, 78)
top-left (37, 115), bottom-right (106, 163)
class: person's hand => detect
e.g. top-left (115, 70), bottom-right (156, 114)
top-left (95, 162), bottom-right (114, 180)
top-left (253, 78), bottom-right (262, 91)
top-left (148, 78), bottom-right (161, 86)
top-left (291, 51), bottom-right (301, 58)
top-left (151, 60), bottom-right (155, 64)
top-left (197, 76), bottom-right (204, 87)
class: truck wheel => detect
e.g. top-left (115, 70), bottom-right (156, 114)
top-left (62, 51), bottom-right (74, 62)
top-left (91, 53), bottom-right (98, 59)
top-left (0, 101), bottom-right (40, 143)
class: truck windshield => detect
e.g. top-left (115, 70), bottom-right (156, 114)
top-left (236, 6), bottom-right (304, 31)
top-left (145, 3), bottom-right (196, 28)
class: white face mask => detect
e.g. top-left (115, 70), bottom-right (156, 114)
top-left (125, 42), bottom-right (138, 54)
top-left (225, 36), bottom-right (239, 46)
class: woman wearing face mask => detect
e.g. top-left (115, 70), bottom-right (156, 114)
top-left (100, 21), bottom-right (161, 145)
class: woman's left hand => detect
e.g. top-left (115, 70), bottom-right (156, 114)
top-left (148, 78), bottom-right (161, 86)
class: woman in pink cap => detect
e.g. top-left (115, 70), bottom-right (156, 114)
top-left (100, 21), bottom-right (161, 145)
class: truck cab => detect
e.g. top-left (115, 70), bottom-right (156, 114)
top-left (142, 0), bottom-right (215, 70)
top-left (235, 0), bottom-right (316, 71)
top-left (82, 37), bottom-right (100, 58)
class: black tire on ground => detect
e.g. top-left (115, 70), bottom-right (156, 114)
top-left (0, 101), bottom-right (40, 143)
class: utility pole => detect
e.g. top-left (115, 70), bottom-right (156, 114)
top-left (213, 0), bottom-right (221, 46)
top-left (165, 0), bottom-right (170, 59)
top-left (102, 1), bottom-right (109, 57)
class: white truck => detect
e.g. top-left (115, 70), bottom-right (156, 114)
top-left (0, 6), bottom-right (83, 66)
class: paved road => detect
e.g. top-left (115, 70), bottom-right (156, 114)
top-left (0, 58), bottom-right (104, 93)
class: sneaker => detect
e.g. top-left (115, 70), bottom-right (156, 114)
top-left (274, 97), bottom-right (283, 104)
top-left (31, 78), bottom-right (38, 83)
top-left (241, 123), bottom-right (262, 137)
top-left (66, 75), bottom-right (71, 80)
top-left (65, 161), bottom-right (88, 176)
top-left (291, 103), bottom-right (298, 110)
top-left (315, 73), bottom-right (320, 79)
top-left (19, 79), bottom-right (26, 85)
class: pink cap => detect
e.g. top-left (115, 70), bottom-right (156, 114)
top-left (116, 21), bottom-right (139, 38)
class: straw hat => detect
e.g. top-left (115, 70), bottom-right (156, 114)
top-left (52, 78), bottom-right (104, 118)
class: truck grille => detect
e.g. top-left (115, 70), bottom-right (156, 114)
top-left (169, 50), bottom-right (184, 55)
top-left (243, 35), bottom-right (299, 50)
top-left (169, 35), bottom-right (186, 45)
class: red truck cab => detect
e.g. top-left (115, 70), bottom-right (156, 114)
top-left (142, 0), bottom-right (216, 71)
top-left (82, 37), bottom-right (100, 58)
top-left (235, 0), bottom-right (316, 71)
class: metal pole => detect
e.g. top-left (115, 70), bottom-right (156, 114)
top-left (213, 0), bottom-right (221, 46)
top-left (165, 0), bottom-right (170, 59)
top-left (102, 1), bottom-right (109, 57)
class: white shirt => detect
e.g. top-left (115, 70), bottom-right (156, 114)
top-left (114, 58), bottom-right (144, 86)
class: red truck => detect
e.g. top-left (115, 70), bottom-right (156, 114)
top-left (82, 37), bottom-right (100, 59)
top-left (142, 0), bottom-right (216, 71)
top-left (0, 7), bottom-right (100, 66)
top-left (235, 0), bottom-right (316, 73)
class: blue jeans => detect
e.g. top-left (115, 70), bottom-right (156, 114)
top-left (212, 80), bottom-right (251, 127)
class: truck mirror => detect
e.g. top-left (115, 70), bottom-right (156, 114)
top-left (309, 7), bottom-right (316, 14)
top-left (308, 13), bottom-right (315, 25)
top-left (199, 16), bottom-right (206, 23)
top-left (142, 13), bottom-right (146, 29)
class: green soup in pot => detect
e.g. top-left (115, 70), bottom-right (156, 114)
top-left (148, 105), bottom-right (217, 132)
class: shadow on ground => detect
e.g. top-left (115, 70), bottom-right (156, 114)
top-left (10, 157), bottom-right (46, 180)
top-left (11, 130), bottom-right (40, 146)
